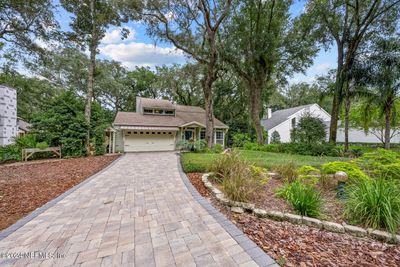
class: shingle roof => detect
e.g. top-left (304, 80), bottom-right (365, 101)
top-left (261, 104), bottom-right (314, 131)
top-left (17, 118), bottom-right (31, 132)
top-left (140, 98), bottom-right (175, 109)
top-left (114, 99), bottom-right (228, 129)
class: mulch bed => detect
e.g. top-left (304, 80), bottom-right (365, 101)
top-left (187, 173), bottom-right (211, 197)
top-left (187, 172), bottom-right (400, 267)
top-left (0, 155), bottom-right (119, 230)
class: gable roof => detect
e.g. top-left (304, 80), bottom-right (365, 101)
top-left (261, 104), bottom-right (314, 131)
top-left (114, 98), bottom-right (228, 129)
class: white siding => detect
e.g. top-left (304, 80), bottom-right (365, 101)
top-left (336, 128), bottom-right (400, 144)
top-left (267, 104), bottom-right (330, 143)
top-left (0, 86), bottom-right (18, 146)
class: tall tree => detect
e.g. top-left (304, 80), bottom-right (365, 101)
top-left (61, 0), bottom-right (135, 154)
top-left (355, 36), bottom-right (400, 149)
top-left (307, 0), bottom-right (400, 143)
top-left (0, 0), bottom-right (58, 62)
top-left (221, 0), bottom-right (317, 144)
top-left (143, 0), bottom-right (232, 148)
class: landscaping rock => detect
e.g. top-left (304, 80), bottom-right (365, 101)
top-left (204, 182), bottom-right (213, 189)
top-left (215, 193), bottom-right (229, 204)
top-left (343, 224), bottom-right (367, 237)
top-left (370, 230), bottom-right (395, 243)
top-left (211, 187), bottom-right (222, 195)
top-left (201, 174), bottom-right (209, 183)
top-left (229, 201), bottom-right (255, 211)
top-left (322, 221), bottom-right (345, 233)
top-left (334, 171), bottom-right (348, 182)
top-left (265, 210), bottom-right (285, 221)
top-left (302, 216), bottom-right (322, 229)
top-left (253, 208), bottom-right (268, 218)
top-left (284, 213), bottom-right (303, 224)
top-left (231, 207), bottom-right (244, 214)
top-left (267, 172), bottom-right (279, 178)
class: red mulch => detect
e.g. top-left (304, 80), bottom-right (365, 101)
top-left (187, 172), bottom-right (400, 267)
top-left (0, 155), bottom-right (119, 230)
top-left (187, 173), bottom-right (211, 197)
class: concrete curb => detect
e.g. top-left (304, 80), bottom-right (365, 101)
top-left (0, 155), bottom-right (124, 241)
top-left (176, 154), bottom-right (277, 267)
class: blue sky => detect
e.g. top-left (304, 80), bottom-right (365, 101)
top-left (55, 0), bottom-right (337, 84)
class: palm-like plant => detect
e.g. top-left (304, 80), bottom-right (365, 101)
top-left (353, 36), bottom-right (400, 149)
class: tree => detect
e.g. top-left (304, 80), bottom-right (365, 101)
top-left (307, 0), bottom-right (400, 143)
top-left (354, 36), bottom-right (400, 149)
top-left (221, 0), bottom-right (317, 144)
top-left (270, 131), bottom-right (281, 144)
top-left (156, 64), bottom-right (204, 106)
top-left (291, 114), bottom-right (327, 144)
top-left (32, 91), bottom-right (112, 156)
top-left (61, 0), bottom-right (135, 154)
top-left (0, 0), bottom-right (59, 62)
top-left (143, 0), bottom-right (232, 148)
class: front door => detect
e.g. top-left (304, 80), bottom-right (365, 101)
top-left (184, 130), bottom-right (195, 141)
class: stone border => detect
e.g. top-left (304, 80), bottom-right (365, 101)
top-left (201, 172), bottom-right (400, 244)
top-left (176, 154), bottom-right (277, 267)
top-left (0, 155), bottom-right (123, 241)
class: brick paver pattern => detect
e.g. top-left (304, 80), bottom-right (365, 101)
top-left (0, 152), bottom-right (260, 266)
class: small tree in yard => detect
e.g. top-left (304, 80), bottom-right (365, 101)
top-left (291, 114), bottom-right (326, 144)
top-left (270, 131), bottom-right (281, 144)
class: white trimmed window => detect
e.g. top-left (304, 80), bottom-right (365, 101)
top-left (200, 131), bottom-right (206, 140)
top-left (215, 131), bottom-right (224, 145)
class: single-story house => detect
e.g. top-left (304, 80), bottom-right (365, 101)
top-left (108, 97), bottom-right (228, 152)
top-left (17, 117), bottom-right (31, 136)
top-left (261, 103), bottom-right (400, 144)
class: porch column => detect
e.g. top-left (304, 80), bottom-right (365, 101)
top-left (112, 131), bottom-right (116, 153)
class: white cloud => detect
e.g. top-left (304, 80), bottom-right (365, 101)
top-left (314, 63), bottom-right (331, 72)
top-left (101, 27), bottom-right (135, 44)
top-left (99, 42), bottom-right (187, 68)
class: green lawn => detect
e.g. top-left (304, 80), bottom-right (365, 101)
top-left (180, 149), bottom-right (349, 173)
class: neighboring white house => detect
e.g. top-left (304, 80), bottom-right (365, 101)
top-left (109, 97), bottom-right (228, 152)
top-left (261, 103), bottom-right (400, 144)
top-left (0, 85), bottom-right (18, 146)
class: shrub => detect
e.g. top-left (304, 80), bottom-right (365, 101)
top-left (0, 134), bottom-right (37, 162)
top-left (319, 173), bottom-right (336, 190)
top-left (211, 152), bottom-right (267, 202)
top-left (35, 142), bottom-right (49, 149)
top-left (270, 131), bottom-right (281, 144)
top-left (211, 144), bottom-right (223, 154)
top-left (345, 178), bottom-right (400, 234)
top-left (263, 144), bottom-right (284, 153)
top-left (232, 133), bottom-right (252, 148)
top-left (276, 180), bottom-right (322, 218)
top-left (290, 113), bottom-right (327, 144)
top-left (355, 149), bottom-right (400, 179)
top-left (298, 175), bottom-right (319, 186)
top-left (378, 163), bottom-right (400, 180)
top-left (321, 161), bottom-right (369, 183)
top-left (272, 162), bottom-right (298, 182)
top-left (298, 165), bottom-right (319, 175)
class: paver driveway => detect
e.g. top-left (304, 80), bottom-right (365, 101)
top-left (0, 152), bottom-right (273, 267)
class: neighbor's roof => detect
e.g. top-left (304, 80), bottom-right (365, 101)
top-left (114, 98), bottom-right (228, 129)
top-left (17, 118), bottom-right (31, 132)
top-left (261, 104), bottom-right (314, 131)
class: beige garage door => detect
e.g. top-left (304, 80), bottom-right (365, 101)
top-left (124, 131), bottom-right (176, 152)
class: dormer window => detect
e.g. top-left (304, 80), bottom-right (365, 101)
top-left (142, 108), bottom-right (175, 116)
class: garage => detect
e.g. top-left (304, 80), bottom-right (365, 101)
top-left (124, 130), bottom-right (176, 152)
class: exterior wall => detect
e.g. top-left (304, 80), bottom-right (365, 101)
top-left (336, 128), bottom-right (400, 144)
top-left (267, 104), bottom-right (330, 144)
top-left (114, 127), bottom-right (124, 152)
top-left (0, 86), bottom-right (17, 146)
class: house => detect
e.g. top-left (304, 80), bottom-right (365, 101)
top-left (0, 85), bottom-right (18, 146)
top-left (109, 97), bottom-right (228, 152)
top-left (17, 117), bottom-right (31, 136)
top-left (261, 103), bottom-right (400, 144)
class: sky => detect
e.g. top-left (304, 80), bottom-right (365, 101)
top-left (54, 0), bottom-right (337, 84)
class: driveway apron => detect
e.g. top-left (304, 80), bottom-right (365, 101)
top-left (0, 152), bottom-right (273, 266)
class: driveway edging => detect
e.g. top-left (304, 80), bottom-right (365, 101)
top-left (176, 153), bottom-right (277, 267)
top-left (0, 155), bottom-right (124, 241)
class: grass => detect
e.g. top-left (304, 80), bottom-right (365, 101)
top-left (181, 149), bottom-right (348, 172)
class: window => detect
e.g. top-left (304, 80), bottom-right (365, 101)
top-left (146, 132), bottom-right (149, 134)
top-left (200, 131), bottom-right (205, 140)
top-left (134, 132), bottom-right (137, 134)
top-left (140, 132), bottom-right (143, 134)
top-left (291, 118), bottom-right (296, 128)
top-left (144, 108), bottom-right (153, 114)
top-left (154, 109), bottom-right (163, 114)
top-left (163, 132), bottom-right (166, 134)
top-left (168, 132), bottom-right (172, 135)
top-left (152, 132), bottom-right (155, 134)
top-left (127, 131), bottom-right (131, 134)
top-left (184, 130), bottom-right (193, 141)
top-left (216, 131), bottom-right (224, 145)
top-left (165, 110), bottom-right (175, 115)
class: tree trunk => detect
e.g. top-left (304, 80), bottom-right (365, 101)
top-left (248, 81), bottom-right (264, 144)
top-left (85, 0), bottom-right (96, 155)
top-left (344, 95), bottom-right (351, 152)
top-left (202, 66), bottom-right (216, 148)
top-left (384, 105), bottom-right (392, 149)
